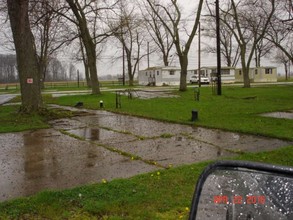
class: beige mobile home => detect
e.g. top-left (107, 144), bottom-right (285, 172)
top-left (235, 67), bottom-right (277, 83)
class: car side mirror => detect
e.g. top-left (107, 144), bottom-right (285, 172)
top-left (189, 160), bottom-right (293, 220)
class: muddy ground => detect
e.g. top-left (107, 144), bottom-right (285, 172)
top-left (0, 106), bottom-right (292, 201)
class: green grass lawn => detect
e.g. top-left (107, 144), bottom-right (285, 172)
top-left (1, 145), bottom-right (293, 220)
top-left (0, 105), bottom-right (49, 133)
top-left (0, 84), bottom-right (293, 219)
top-left (49, 85), bottom-right (293, 140)
top-left (0, 105), bottom-right (74, 133)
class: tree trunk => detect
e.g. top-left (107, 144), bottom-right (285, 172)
top-left (39, 58), bottom-right (47, 89)
top-left (124, 48), bottom-right (134, 86)
top-left (80, 24), bottom-right (100, 94)
top-left (127, 59), bottom-right (134, 86)
top-left (83, 60), bottom-right (91, 87)
top-left (240, 47), bottom-right (251, 88)
top-left (242, 66), bottom-right (250, 88)
top-left (85, 40), bottom-right (100, 93)
top-left (80, 39), bottom-right (91, 87)
top-left (129, 74), bottom-right (134, 86)
top-left (7, 0), bottom-right (43, 113)
top-left (163, 54), bottom-right (169, 66)
top-left (284, 62), bottom-right (288, 80)
top-left (179, 55), bottom-right (188, 91)
top-left (66, 0), bottom-right (100, 94)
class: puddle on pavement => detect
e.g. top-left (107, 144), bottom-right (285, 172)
top-left (189, 127), bottom-right (292, 152)
top-left (118, 90), bottom-right (179, 99)
top-left (73, 114), bottom-right (194, 138)
top-left (49, 118), bottom-right (87, 130)
top-left (1, 106), bottom-right (293, 202)
top-left (109, 136), bottom-right (237, 167)
top-left (52, 92), bottom-right (90, 98)
top-left (62, 113), bottom-right (292, 153)
top-left (0, 129), bottom-right (157, 202)
top-left (67, 127), bottom-right (137, 144)
top-left (261, 111), bottom-right (293, 120)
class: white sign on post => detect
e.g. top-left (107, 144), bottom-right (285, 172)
top-left (27, 78), bottom-right (33, 84)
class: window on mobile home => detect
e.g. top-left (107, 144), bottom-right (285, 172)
top-left (265, 68), bottom-right (272, 74)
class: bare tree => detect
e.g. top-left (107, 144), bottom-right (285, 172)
top-left (109, 1), bottom-right (147, 86)
top-left (30, 0), bottom-right (75, 88)
top-left (7, 0), bottom-right (43, 112)
top-left (62, 0), bottom-right (101, 94)
top-left (281, 0), bottom-right (293, 22)
top-left (146, 0), bottom-right (204, 91)
top-left (47, 57), bottom-right (66, 81)
top-left (274, 50), bottom-right (291, 80)
top-left (254, 38), bottom-right (274, 67)
top-left (203, 6), bottom-right (240, 67)
top-left (0, 54), bottom-right (17, 83)
top-left (140, 2), bottom-right (174, 66)
top-left (266, 1), bottom-right (293, 66)
top-left (55, 0), bottom-right (117, 94)
top-left (215, 0), bottom-right (275, 88)
top-left (0, 2), bottom-right (15, 53)
top-left (68, 62), bottom-right (76, 81)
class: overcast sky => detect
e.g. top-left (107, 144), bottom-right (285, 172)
top-left (0, 1), bottom-right (285, 78)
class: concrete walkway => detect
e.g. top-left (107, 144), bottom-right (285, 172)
top-left (0, 94), bottom-right (17, 105)
top-left (0, 106), bottom-right (292, 202)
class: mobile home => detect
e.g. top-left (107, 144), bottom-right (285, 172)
top-left (235, 67), bottom-right (277, 83)
top-left (138, 66), bottom-right (193, 86)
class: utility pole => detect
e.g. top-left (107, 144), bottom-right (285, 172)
top-left (122, 45), bottom-right (125, 86)
top-left (198, 22), bottom-right (201, 87)
top-left (216, 0), bottom-right (222, 95)
top-left (147, 41), bottom-right (150, 68)
top-left (77, 69), bottom-right (80, 88)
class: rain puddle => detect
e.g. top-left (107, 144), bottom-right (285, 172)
top-left (67, 127), bottom-right (137, 144)
top-left (47, 89), bottom-right (178, 99)
top-left (1, 106), bottom-right (292, 201)
top-left (261, 111), bottom-right (293, 120)
top-left (109, 136), bottom-right (235, 167)
top-left (0, 129), bottom-right (156, 202)
top-left (0, 94), bottom-right (17, 105)
top-left (116, 89), bottom-right (178, 99)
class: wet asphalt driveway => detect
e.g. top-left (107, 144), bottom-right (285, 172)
top-left (0, 106), bottom-right (292, 201)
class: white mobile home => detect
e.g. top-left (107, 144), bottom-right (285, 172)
top-left (138, 66), bottom-right (193, 86)
top-left (188, 67), bottom-right (236, 83)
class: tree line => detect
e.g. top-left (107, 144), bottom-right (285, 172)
top-left (0, 54), bottom-right (78, 83)
top-left (1, 0), bottom-right (292, 112)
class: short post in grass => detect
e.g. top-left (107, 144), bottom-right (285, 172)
top-left (191, 110), bottom-right (198, 121)
top-left (194, 86), bottom-right (200, 101)
top-left (100, 100), bottom-right (104, 108)
top-left (116, 91), bottom-right (121, 108)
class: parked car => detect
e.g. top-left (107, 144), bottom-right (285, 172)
top-left (189, 75), bottom-right (210, 84)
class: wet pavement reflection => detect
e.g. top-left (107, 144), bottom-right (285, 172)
top-left (261, 111), bottom-right (293, 120)
top-left (0, 129), bottom-right (156, 201)
top-left (0, 107), bottom-right (292, 201)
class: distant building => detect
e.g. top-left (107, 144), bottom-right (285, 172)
top-left (188, 67), bottom-right (236, 83)
top-left (138, 66), bottom-right (192, 86)
top-left (235, 67), bottom-right (277, 83)
top-left (138, 66), bottom-right (277, 86)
